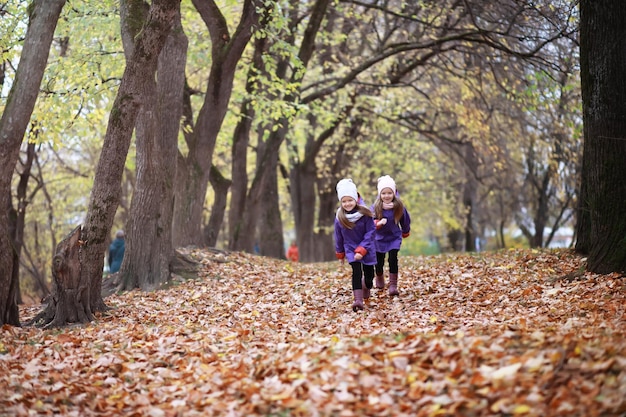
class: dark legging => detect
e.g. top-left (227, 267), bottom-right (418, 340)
top-left (351, 262), bottom-right (374, 290)
top-left (376, 249), bottom-right (399, 275)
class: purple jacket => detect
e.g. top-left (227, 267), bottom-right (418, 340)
top-left (334, 212), bottom-right (377, 265)
top-left (372, 207), bottom-right (411, 253)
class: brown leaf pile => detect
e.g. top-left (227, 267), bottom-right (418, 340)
top-left (1, 249), bottom-right (625, 416)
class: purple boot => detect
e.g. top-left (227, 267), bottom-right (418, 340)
top-left (352, 290), bottom-right (364, 311)
top-left (375, 273), bottom-right (385, 289)
top-left (362, 278), bottom-right (370, 299)
top-left (389, 273), bottom-right (399, 296)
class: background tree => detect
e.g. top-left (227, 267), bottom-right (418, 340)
top-left (576, 0), bottom-right (626, 273)
top-left (0, 0), bottom-right (66, 326)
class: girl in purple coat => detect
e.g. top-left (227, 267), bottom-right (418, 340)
top-left (334, 179), bottom-right (377, 311)
top-left (372, 175), bottom-right (411, 296)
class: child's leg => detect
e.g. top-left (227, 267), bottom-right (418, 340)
top-left (350, 262), bottom-right (364, 311)
top-left (363, 264), bottom-right (375, 289)
top-left (351, 262), bottom-right (363, 290)
top-left (375, 252), bottom-right (386, 275)
top-left (388, 249), bottom-right (400, 296)
top-left (375, 252), bottom-right (386, 288)
top-left (388, 249), bottom-right (399, 274)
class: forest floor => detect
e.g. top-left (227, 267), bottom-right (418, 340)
top-left (1, 248), bottom-right (625, 417)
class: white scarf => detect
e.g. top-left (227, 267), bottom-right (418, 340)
top-left (346, 211), bottom-right (363, 223)
top-left (383, 202), bottom-right (394, 210)
top-left (336, 207), bottom-right (364, 223)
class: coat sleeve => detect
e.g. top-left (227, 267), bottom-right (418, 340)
top-left (334, 217), bottom-right (344, 255)
top-left (401, 209), bottom-right (411, 236)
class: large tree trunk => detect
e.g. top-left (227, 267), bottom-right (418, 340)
top-left (120, 3), bottom-right (187, 291)
top-left (31, 0), bottom-right (180, 328)
top-left (172, 0), bottom-right (260, 247)
top-left (576, 0), bottom-right (626, 274)
top-left (0, 0), bottom-right (66, 326)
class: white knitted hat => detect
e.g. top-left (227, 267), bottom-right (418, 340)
top-left (377, 175), bottom-right (396, 196)
top-left (336, 179), bottom-right (359, 201)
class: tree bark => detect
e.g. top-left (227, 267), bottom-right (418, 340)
top-left (576, 0), bottom-right (626, 274)
top-left (27, 227), bottom-right (88, 327)
top-left (120, 1), bottom-right (187, 291)
top-left (258, 158), bottom-right (284, 258)
top-left (0, 0), bottom-right (66, 326)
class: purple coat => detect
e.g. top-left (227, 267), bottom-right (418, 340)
top-left (334, 212), bottom-right (377, 265)
top-left (372, 207), bottom-right (411, 253)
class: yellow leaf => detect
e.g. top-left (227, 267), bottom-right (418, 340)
top-left (430, 316), bottom-right (438, 323)
top-left (513, 404), bottom-right (532, 414)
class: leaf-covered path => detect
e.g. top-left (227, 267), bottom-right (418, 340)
top-left (1, 249), bottom-right (625, 416)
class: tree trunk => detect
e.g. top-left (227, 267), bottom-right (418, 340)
top-left (120, 4), bottom-right (187, 291)
top-left (0, 0), bottom-right (66, 326)
top-left (27, 227), bottom-right (90, 327)
top-left (315, 186), bottom-right (338, 262)
top-left (258, 158), bottom-right (284, 258)
top-left (172, 0), bottom-right (260, 247)
top-left (232, 126), bottom-right (287, 253)
top-left (205, 165), bottom-right (231, 247)
top-left (228, 35), bottom-right (266, 249)
top-left (14, 142), bottom-right (37, 304)
top-left (576, 0), bottom-right (626, 274)
top-left (462, 142), bottom-right (478, 251)
top-left (290, 162), bottom-right (317, 262)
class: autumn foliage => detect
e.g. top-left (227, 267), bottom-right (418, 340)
top-left (1, 248), bottom-right (624, 416)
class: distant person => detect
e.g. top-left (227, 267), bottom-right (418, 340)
top-left (286, 240), bottom-right (299, 262)
top-left (334, 179), bottom-right (376, 312)
top-left (371, 175), bottom-right (411, 296)
top-left (109, 230), bottom-right (125, 273)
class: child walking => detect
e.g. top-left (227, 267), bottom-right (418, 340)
top-left (334, 179), bottom-right (377, 311)
top-left (372, 175), bottom-right (411, 296)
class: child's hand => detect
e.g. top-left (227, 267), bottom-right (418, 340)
top-left (378, 218), bottom-right (387, 226)
top-left (354, 253), bottom-right (363, 261)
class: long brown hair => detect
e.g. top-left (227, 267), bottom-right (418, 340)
top-left (337, 205), bottom-right (373, 229)
top-left (373, 193), bottom-right (405, 223)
